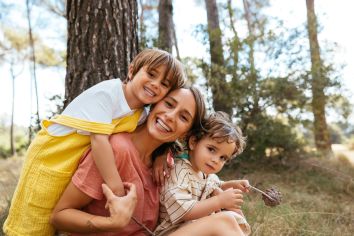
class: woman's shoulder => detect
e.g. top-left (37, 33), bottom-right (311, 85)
top-left (109, 133), bottom-right (135, 151)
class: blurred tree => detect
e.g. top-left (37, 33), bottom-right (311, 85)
top-left (26, 0), bottom-right (40, 140)
top-left (204, 0), bottom-right (232, 115)
top-left (39, 0), bottom-right (66, 18)
top-left (1, 28), bottom-right (27, 156)
top-left (64, 0), bottom-right (139, 107)
top-left (158, 0), bottom-right (173, 52)
top-left (223, 0), bottom-right (304, 160)
top-left (306, 0), bottom-right (333, 158)
top-left (138, 0), bottom-right (158, 48)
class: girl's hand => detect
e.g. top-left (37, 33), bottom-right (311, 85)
top-left (102, 183), bottom-right (137, 230)
top-left (152, 152), bottom-right (174, 186)
top-left (216, 188), bottom-right (244, 211)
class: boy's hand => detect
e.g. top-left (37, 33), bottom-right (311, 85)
top-left (102, 183), bottom-right (137, 230)
top-left (216, 188), bottom-right (244, 211)
top-left (233, 180), bottom-right (250, 193)
top-left (152, 151), bottom-right (174, 186)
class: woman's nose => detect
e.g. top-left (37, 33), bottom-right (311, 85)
top-left (164, 110), bottom-right (175, 122)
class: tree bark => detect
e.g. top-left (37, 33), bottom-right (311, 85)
top-left (158, 0), bottom-right (173, 53)
top-left (306, 0), bottom-right (333, 158)
top-left (243, 0), bottom-right (260, 114)
top-left (205, 0), bottom-right (232, 115)
top-left (65, 0), bottom-right (139, 107)
top-left (26, 0), bottom-right (40, 141)
top-left (10, 61), bottom-right (16, 156)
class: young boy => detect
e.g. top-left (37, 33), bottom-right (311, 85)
top-left (155, 111), bottom-right (251, 236)
top-left (4, 48), bottom-right (186, 236)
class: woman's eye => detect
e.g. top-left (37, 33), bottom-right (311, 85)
top-left (180, 115), bottom-right (188, 122)
top-left (162, 82), bottom-right (169, 88)
top-left (220, 156), bottom-right (226, 162)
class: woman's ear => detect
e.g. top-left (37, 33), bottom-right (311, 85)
top-left (188, 136), bottom-right (197, 150)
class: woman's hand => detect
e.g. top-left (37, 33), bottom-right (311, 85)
top-left (152, 152), bottom-right (174, 186)
top-left (102, 182), bottom-right (137, 230)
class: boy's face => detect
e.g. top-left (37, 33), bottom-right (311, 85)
top-left (188, 136), bottom-right (236, 175)
top-left (128, 64), bottom-right (172, 105)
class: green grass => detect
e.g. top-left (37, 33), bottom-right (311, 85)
top-left (1, 156), bottom-right (353, 235)
top-left (220, 157), bottom-right (354, 235)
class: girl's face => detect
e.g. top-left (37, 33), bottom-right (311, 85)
top-left (146, 88), bottom-right (197, 143)
top-left (188, 136), bottom-right (236, 175)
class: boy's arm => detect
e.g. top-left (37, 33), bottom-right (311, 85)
top-left (220, 180), bottom-right (250, 193)
top-left (91, 134), bottom-right (125, 196)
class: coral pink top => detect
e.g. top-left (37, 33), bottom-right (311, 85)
top-left (72, 133), bottom-right (159, 236)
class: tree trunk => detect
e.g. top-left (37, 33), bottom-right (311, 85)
top-left (227, 0), bottom-right (240, 81)
top-left (26, 0), bottom-right (40, 141)
top-left (65, 0), bottom-right (139, 107)
top-left (306, 0), bottom-right (333, 158)
top-left (158, 0), bottom-right (173, 53)
top-left (205, 0), bottom-right (232, 115)
top-left (10, 61), bottom-right (16, 156)
top-left (243, 0), bottom-right (260, 114)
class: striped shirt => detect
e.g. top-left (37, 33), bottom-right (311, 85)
top-left (155, 158), bottom-right (222, 235)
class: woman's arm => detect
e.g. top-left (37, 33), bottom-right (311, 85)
top-left (51, 182), bottom-right (137, 233)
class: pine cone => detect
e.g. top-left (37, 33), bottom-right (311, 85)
top-left (262, 187), bottom-right (282, 207)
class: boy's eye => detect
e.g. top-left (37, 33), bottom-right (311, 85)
top-left (162, 81), bottom-right (170, 88)
top-left (208, 147), bottom-right (215, 153)
top-left (220, 156), bottom-right (227, 162)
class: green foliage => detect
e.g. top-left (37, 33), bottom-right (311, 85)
top-left (239, 114), bottom-right (303, 160)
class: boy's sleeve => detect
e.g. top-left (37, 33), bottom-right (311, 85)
top-left (62, 84), bottom-right (115, 124)
top-left (160, 164), bottom-right (197, 224)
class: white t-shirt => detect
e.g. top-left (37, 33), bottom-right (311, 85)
top-left (47, 79), bottom-right (147, 135)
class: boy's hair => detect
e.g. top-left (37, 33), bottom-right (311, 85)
top-left (127, 48), bottom-right (186, 89)
top-left (189, 111), bottom-right (246, 158)
top-left (152, 86), bottom-right (207, 159)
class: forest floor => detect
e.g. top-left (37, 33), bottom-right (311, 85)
top-left (0, 145), bottom-right (354, 235)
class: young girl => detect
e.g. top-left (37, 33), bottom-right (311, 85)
top-left (155, 111), bottom-right (251, 236)
top-left (4, 48), bottom-right (185, 236)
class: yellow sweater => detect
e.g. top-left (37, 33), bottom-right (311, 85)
top-left (3, 109), bottom-right (143, 236)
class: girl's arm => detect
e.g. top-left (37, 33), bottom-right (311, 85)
top-left (220, 179), bottom-right (250, 193)
top-left (182, 188), bottom-right (244, 221)
top-left (91, 134), bottom-right (125, 196)
top-left (51, 182), bottom-right (137, 233)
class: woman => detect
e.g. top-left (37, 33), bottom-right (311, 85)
top-left (51, 87), bottom-right (206, 235)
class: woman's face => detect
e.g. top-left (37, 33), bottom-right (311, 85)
top-left (146, 88), bottom-right (197, 142)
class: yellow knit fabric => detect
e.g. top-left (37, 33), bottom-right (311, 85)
top-left (3, 109), bottom-right (143, 236)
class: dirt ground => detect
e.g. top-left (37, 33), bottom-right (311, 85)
top-left (0, 156), bottom-right (23, 215)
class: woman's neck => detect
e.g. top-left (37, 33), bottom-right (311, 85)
top-left (131, 125), bottom-right (163, 167)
